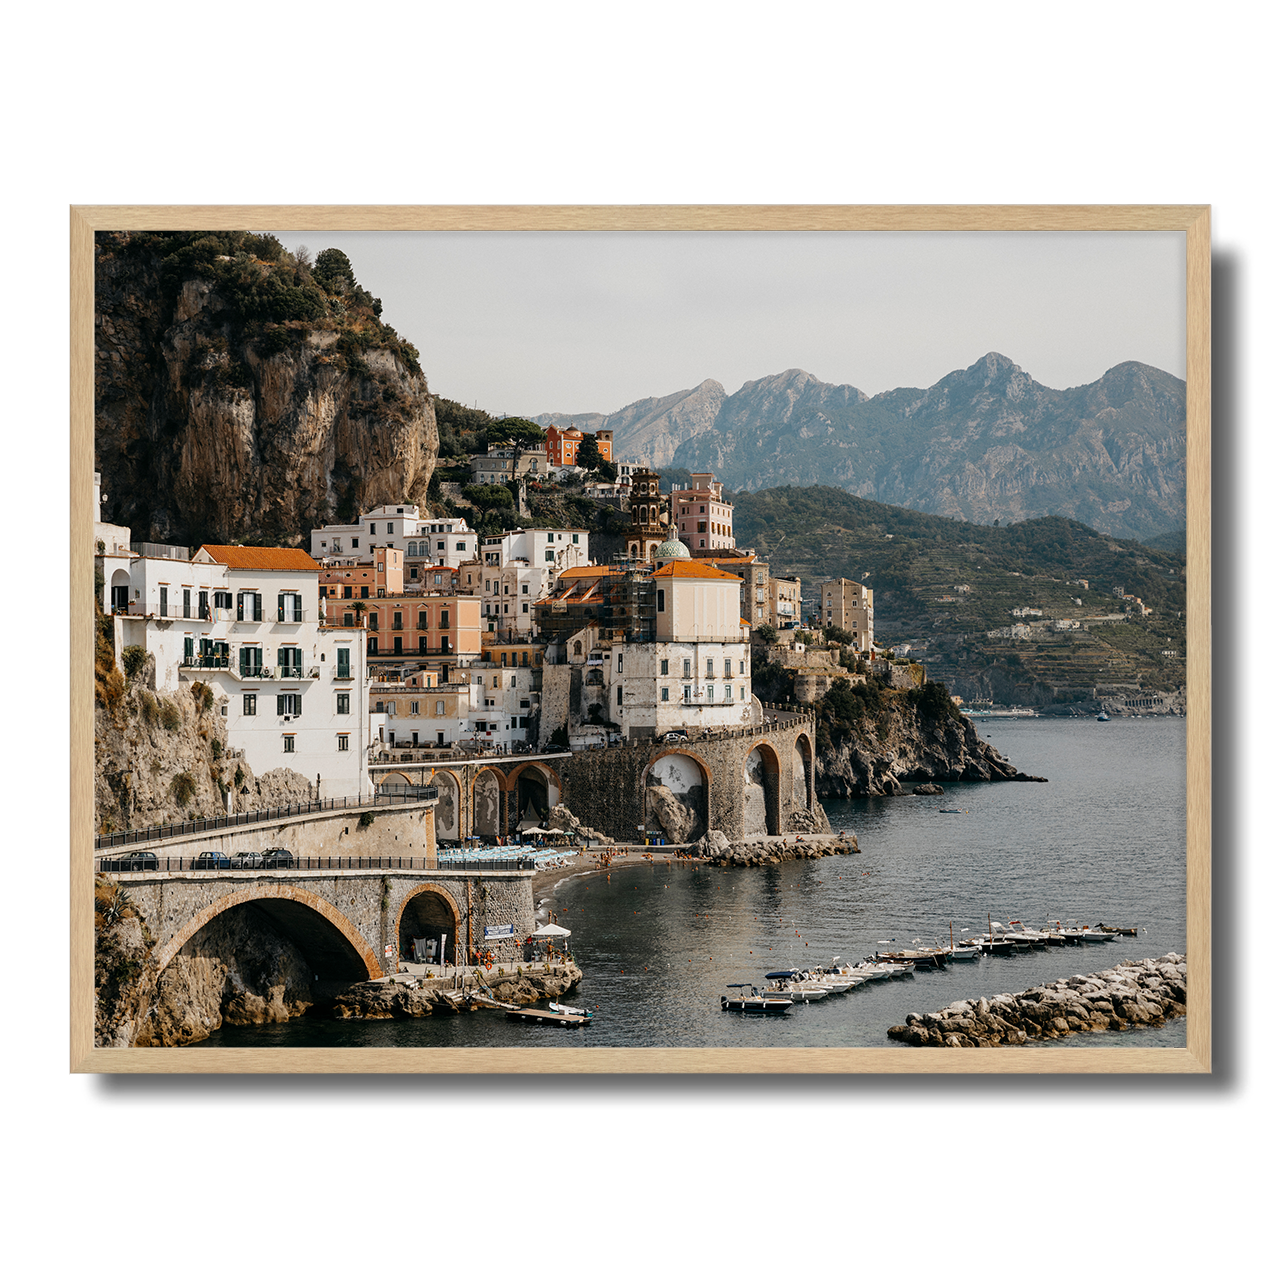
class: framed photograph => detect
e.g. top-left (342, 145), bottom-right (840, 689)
top-left (72, 205), bottom-right (1209, 1073)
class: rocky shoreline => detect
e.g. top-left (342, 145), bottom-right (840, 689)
top-left (689, 829), bottom-right (858, 867)
top-left (323, 962), bottom-right (583, 1020)
top-left (887, 953), bottom-right (1186, 1046)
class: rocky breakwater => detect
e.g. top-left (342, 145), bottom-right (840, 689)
top-left (689, 829), bottom-right (857, 867)
top-left (326, 963), bottom-right (583, 1020)
top-left (887, 954), bottom-right (1187, 1047)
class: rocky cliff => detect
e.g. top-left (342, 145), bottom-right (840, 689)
top-left (812, 682), bottom-right (1043, 798)
top-left (537, 355), bottom-right (1186, 543)
top-left (95, 647), bottom-right (313, 834)
top-left (95, 232), bottom-right (438, 547)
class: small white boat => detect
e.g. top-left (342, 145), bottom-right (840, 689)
top-left (548, 1001), bottom-right (593, 1018)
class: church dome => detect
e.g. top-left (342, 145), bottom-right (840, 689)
top-left (653, 523), bottom-right (691, 561)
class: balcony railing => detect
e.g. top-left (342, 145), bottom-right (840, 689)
top-left (332, 665), bottom-right (353, 680)
top-left (181, 654), bottom-right (229, 670)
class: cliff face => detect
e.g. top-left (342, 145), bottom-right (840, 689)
top-left (95, 232), bottom-right (438, 547)
top-left (95, 651), bottom-right (314, 834)
top-left (813, 690), bottom-right (1041, 798)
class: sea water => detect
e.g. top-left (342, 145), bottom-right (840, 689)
top-left (198, 717), bottom-right (1186, 1050)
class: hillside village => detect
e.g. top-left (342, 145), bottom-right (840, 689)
top-left (95, 441), bottom-right (877, 829)
top-left (96, 408), bottom-right (1186, 840)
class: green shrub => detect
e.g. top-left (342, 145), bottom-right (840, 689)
top-left (122, 646), bottom-right (148, 681)
top-left (358, 811), bottom-right (375, 829)
top-left (159, 700), bottom-right (182, 732)
top-left (756, 623), bottom-right (778, 645)
top-left (172, 771), bottom-right (197, 806)
top-left (138, 690), bottom-right (158, 724)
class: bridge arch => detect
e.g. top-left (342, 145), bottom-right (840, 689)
top-left (472, 766), bottom-right (505, 838)
top-left (433, 768), bottom-right (463, 842)
top-left (792, 731), bottom-right (815, 810)
top-left (395, 883), bottom-right (462, 968)
top-left (743, 741), bottom-right (783, 835)
top-left (506, 761), bottom-right (563, 830)
top-left (153, 884), bottom-right (383, 980)
top-left (644, 749), bottom-right (711, 844)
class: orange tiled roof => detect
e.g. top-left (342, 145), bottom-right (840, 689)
top-left (652, 561), bottom-right (740, 581)
top-left (200, 545), bottom-right (320, 571)
top-left (558, 565), bottom-right (620, 579)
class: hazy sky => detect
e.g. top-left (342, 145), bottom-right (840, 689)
top-left (270, 229), bottom-right (1185, 416)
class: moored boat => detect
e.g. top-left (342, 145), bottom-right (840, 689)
top-left (722, 984), bottom-right (792, 1014)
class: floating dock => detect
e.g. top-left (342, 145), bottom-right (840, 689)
top-left (504, 1007), bottom-right (591, 1028)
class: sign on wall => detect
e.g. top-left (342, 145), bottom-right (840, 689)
top-left (484, 924), bottom-right (515, 940)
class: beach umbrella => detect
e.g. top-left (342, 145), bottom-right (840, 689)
top-left (533, 922), bottom-right (571, 937)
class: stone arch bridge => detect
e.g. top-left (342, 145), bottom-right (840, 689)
top-left (371, 708), bottom-right (820, 845)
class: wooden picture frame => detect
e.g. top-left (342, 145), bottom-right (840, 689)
top-left (71, 204), bottom-right (1210, 1074)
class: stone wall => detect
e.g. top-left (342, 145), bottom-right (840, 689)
top-left (557, 717), bottom-right (818, 842)
top-left (97, 800), bottom-right (439, 866)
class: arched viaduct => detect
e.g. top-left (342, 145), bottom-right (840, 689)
top-left (369, 711), bottom-right (819, 845)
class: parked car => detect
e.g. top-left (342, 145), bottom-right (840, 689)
top-left (260, 847), bottom-right (295, 869)
top-left (233, 851), bottom-right (265, 868)
top-left (100, 850), bottom-right (159, 872)
top-left (192, 850), bottom-right (232, 869)
top-left (662, 731), bottom-right (689, 743)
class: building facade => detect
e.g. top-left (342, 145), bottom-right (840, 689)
top-left (813, 576), bottom-right (875, 652)
top-left (672, 472), bottom-right (735, 552)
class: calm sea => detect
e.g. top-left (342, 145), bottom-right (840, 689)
top-left (198, 717), bottom-right (1186, 1050)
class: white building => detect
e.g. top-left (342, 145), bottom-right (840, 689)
top-left (310, 504), bottom-right (480, 572)
top-left (600, 555), bottom-right (753, 740)
top-left (108, 541), bottom-right (370, 799)
top-left (470, 527), bottom-right (591, 637)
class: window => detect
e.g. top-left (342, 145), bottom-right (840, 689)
top-left (725, 685), bottom-right (732, 701)
top-left (277, 693), bottom-right (303, 716)
top-left (740, 687), bottom-right (746, 700)
top-left (707, 659), bottom-right (714, 677)
top-left (661, 687), bottom-right (669, 702)
top-left (243, 693), bottom-right (257, 716)
top-left (440, 610), bottom-right (449, 628)
top-left (547, 533), bottom-right (555, 542)
top-left (522, 602), bottom-right (528, 613)
top-left (419, 636), bottom-right (428, 653)
top-left (707, 685), bottom-right (715, 700)
top-left (278, 646), bottom-right (302, 677)
top-left (159, 586), bottom-right (168, 617)
top-left (437, 541), bottom-right (445, 551)
top-left (368, 638), bottom-right (378, 655)
top-left (436, 700), bottom-right (445, 715)
top-left (183, 588), bottom-right (191, 619)
top-left (418, 611), bottom-right (427, 630)
top-left (361, 586), bottom-right (369, 598)
top-left (657, 588), bottom-right (665, 612)
top-left (387, 523), bottom-right (394, 534)
top-left (343, 585), bottom-right (352, 598)
top-left (368, 613), bottom-right (379, 630)
top-left (337, 693), bottom-right (350, 715)
top-left (377, 562), bottom-right (384, 572)
top-left (617, 654), bottom-right (623, 673)
top-left (521, 584), bottom-right (529, 594)
top-left (456, 542), bottom-right (466, 551)
top-left (343, 612), bottom-right (354, 627)
top-left (572, 533), bottom-right (579, 544)
top-left (683, 659), bottom-right (691, 677)
top-left (725, 659), bottom-right (732, 677)
top-left (352, 538), bottom-right (359, 548)
top-left (661, 658), bottom-right (669, 675)
top-left (739, 660), bottom-right (745, 674)
top-left (617, 686), bottom-right (623, 706)
top-left (393, 612), bottom-right (403, 630)
top-left (278, 592), bottom-right (303, 622)
top-left (545, 550), bottom-right (555, 562)
top-left (283, 735), bottom-right (295, 753)
top-left (393, 637), bottom-right (403, 655)
top-left (410, 701), bottom-right (420, 714)
top-left (336, 647), bottom-right (350, 677)
top-left (683, 686), bottom-right (692, 703)
top-left (337, 734), bottom-right (349, 751)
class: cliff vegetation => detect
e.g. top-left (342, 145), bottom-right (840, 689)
top-left (95, 232), bottom-right (438, 548)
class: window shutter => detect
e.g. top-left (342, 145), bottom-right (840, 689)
top-left (254, 594), bottom-right (262, 622)
top-left (278, 593), bottom-right (285, 621)
top-left (277, 695), bottom-right (286, 716)
top-left (237, 592), bottom-right (244, 621)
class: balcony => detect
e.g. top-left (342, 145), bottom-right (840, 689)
top-left (178, 660), bottom-right (321, 682)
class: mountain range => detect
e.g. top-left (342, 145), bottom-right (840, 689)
top-left (534, 354), bottom-right (1186, 543)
